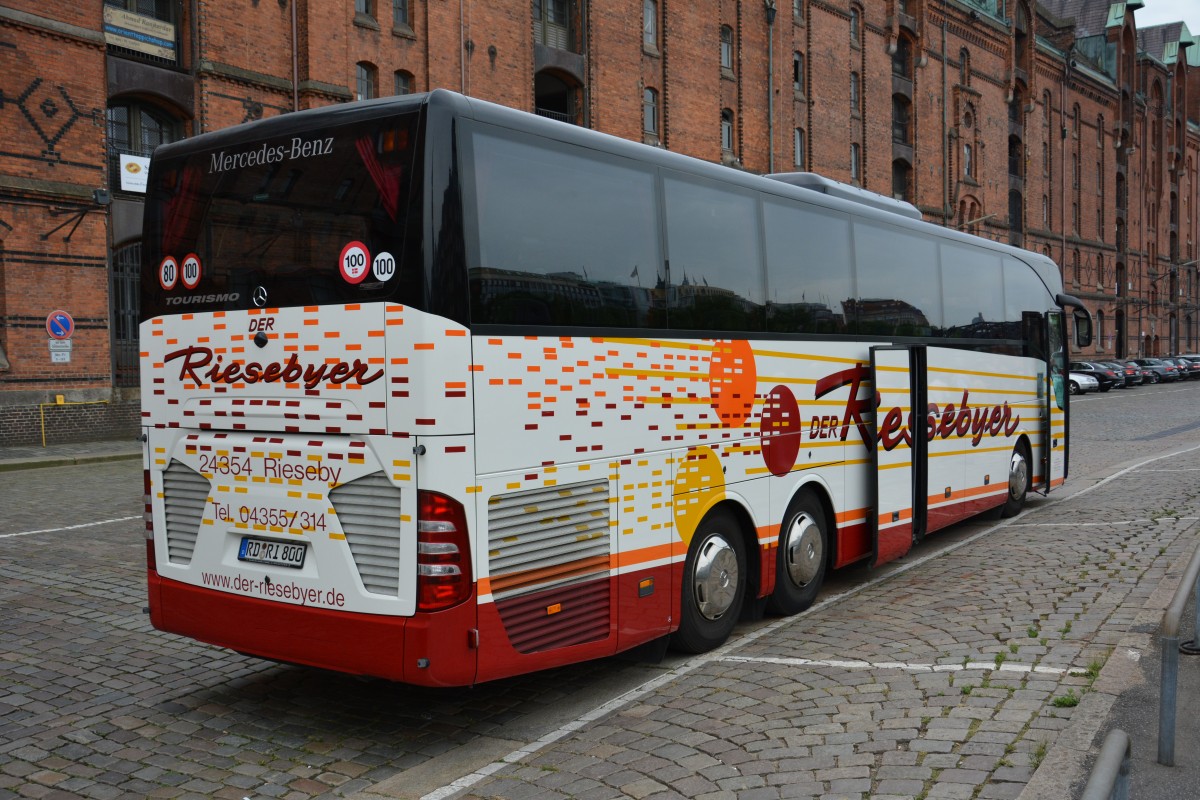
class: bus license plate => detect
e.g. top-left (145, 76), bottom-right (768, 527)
top-left (238, 537), bottom-right (306, 569)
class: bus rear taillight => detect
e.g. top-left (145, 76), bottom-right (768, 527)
top-left (416, 491), bottom-right (471, 611)
top-left (143, 469), bottom-right (157, 572)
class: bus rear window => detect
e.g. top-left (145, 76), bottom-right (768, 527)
top-left (141, 113), bottom-right (423, 320)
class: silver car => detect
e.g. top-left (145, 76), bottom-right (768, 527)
top-left (1068, 370), bottom-right (1100, 395)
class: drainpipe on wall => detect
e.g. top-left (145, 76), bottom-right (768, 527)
top-left (291, 0), bottom-right (299, 111)
top-left (765, 0), bottom-right (776, 173)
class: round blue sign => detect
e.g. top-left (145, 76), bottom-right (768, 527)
top-left (46, 310), bottom-right (75, 340)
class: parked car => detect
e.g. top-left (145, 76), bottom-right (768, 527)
top-left (1177, 356), bottom-right (1200, 380)
top-left (1166, 356), bottom-right (1200, 380)
top-left (1104, 360), bottom-right (1142, 386)
top-left (1069, 361), bottom-right (1120, 392)
top-left (1124, 360), bottom-right (1155, 384)
top-left (1068, 371), bottom-right (1100, 395)
top-left (1131, 357), bottom-right (1180, 383)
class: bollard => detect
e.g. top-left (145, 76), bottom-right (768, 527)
top-left (1158, 543), bottom-right (1200, 765)
top-left (1159, 634), bottom-right (1179, 766)
top-left (1081, 729), bottom-right (1131, 800)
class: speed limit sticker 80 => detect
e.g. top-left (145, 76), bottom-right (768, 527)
top-left (339, 241), bottom-right (371, 284)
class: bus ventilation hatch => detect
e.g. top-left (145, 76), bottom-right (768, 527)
top-left (487, 479), bottom-right (611, 653)
top-left (329, 472), bottom-right (403, 596)
top-left (162, 460), bottom-right (210, 565)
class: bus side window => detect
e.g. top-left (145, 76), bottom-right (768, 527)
top-left (662, 174), bottom-right (766, 333)
top-left (852, 220), bottom-right (940, 337)
top-left (763, 199), bottom-right (851, 335)
top-left (467, 128), bottom-right (663, 329)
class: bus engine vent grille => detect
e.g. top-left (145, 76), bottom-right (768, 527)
top-left (162, 459), bottom-right (210, 565)
top-left (329, 472), bottom-right (402, 596)
top-left (487, 479), bottom-right (611, 653)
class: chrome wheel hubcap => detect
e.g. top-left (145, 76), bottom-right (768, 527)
top-left (693, 535), bottom-right (739, 620)
top-left (783, 512), bottom-right (823, 588)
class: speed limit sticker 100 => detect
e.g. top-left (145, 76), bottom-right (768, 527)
top-left (339, 241), bottom-right (370, 284)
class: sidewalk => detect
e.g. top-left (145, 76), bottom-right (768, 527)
top-left (0, 437), bottom-right (142, 471)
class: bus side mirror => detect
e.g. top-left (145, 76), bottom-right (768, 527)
top-left (1073, 307), bottom-right (1092, 348)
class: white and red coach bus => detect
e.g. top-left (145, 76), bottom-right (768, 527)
top-left (140, 90), bottom-right (1091, 686)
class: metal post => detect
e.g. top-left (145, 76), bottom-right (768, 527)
top-left (1159, 634), bottom-right (1179, 765)
top-left (1081, 729), bottom-right (1131, 800)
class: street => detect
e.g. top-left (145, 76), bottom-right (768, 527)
top-left (3, 380), bottom-right (1200, 800)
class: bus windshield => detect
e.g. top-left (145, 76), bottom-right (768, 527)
top-left (140, 112), bottom-right (424, 321)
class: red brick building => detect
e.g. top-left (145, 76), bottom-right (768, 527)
top-left (1, 0), bottom-right (1198, 444)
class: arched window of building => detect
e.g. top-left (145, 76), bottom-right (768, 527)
top-left (643, 88), bottom-right (659, 139)
top-left (356, 62), bottom-right (377, 101)
top-left (106, 101), bottom-right (180, 194)
top-left (851, 142), bottom-right (861, 181)
top-left (394, 70), bottom-right (413, 95)
top-left (793, 51), bottom-right (805, 94)
top-left (959, 48), bottom-right (970, 86)
top-left (721, 108), bottom-right (734, 152)
top-left (535, 70), bottom-right (580, 124)
top-left (849, 7), bottom-right (860, 45)
top-left (720, 25), bottom-right (733, 71)
top-left (892, 35), bottom-right (912, 78)
top-left (794, 128), bottom-right (806, 168)
top-left (1008, 135), bottom-right (1023, 177)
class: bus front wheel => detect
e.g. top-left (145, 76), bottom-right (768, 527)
top-left (766, 490), bottom-right (828, 616)
top-left (999, 442), bottom-right (1031, 518)
top-left (672, 509), bottom-right (746, 654)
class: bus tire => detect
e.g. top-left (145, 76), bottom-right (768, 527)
top-left (672, 508), bottom-right (746, 654)
top-left (999, 441), bottom-right (1031, 518)
top-left (766, 489), bottom-right (828, 616)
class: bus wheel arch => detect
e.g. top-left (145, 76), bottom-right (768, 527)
top-left (672, 504), bottom-right (753, 654)
top-left (766, 484), bottom-right (832, 616)
top-left (999, 436), bottom-right (1033, 518)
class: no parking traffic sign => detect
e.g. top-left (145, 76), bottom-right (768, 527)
top-left (46, 310), bottom-right (75, 340)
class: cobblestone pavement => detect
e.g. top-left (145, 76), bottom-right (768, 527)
top-left (2, 387), bottom-right (1200, 800)
top-left (442, 448), bottom-right (1200, 800)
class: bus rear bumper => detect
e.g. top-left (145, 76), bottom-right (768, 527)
top-left (147, 573), bottom-right (477, 686)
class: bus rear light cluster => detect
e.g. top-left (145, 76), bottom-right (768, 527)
top-left (143, 469), bottom-right (157, 572)
top-left (416, 490), bottom-right (472, 611)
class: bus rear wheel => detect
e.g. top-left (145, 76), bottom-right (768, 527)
top-left (999, 442), bottom-right (1031, 518)
top-left (672, 508), bottom-right (746, 654)
top-left (766, 490), bottom-right (828, 616)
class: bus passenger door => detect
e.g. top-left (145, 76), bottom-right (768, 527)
top-left (869, 346), bottom-right (928, 567)
top-left (1042, 311), bottom-right (1066, 493)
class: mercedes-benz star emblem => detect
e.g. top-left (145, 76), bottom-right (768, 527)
top-left (252, 286), bottom-right (268, 307)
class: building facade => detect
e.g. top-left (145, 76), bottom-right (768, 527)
top-left (1, 0), bottom-right (1198, 444)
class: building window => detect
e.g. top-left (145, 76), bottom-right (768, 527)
top-left (793, 51), bottom-right (804, 93)
top-left (534, 0), bottom-right (571, 50)
top-left (892, 159), bottom-right (911, 201)
top-left (394, 70), bottom-right (413, 95)
top-left (104, 0), bottom-right (173, 22)
top-left (794, 128), bottom-right (805, 167)
top-left (850, 72), bottom-right (859, 115)
top-left (721, 108), bottom-right (734, 152)
top-left (964, 143), bottom-right (973, 178)
top-left (1042, 195), bottom-right (1049, 226)
top-left (111, 242), bottom-right (142, 387)
top-left (892, 95), bottom-right (910, 145)
top-left (106, 102), bottom-right (179, 192)
top-left (892, 36), bottom-right (911, 78)
top-left (850, 7), bottom-right (860, 45)
top-left (356, 62), bottom-right (377, 101)
top-left (355, 0), bottom-right (375, 19)
top-left (851, 143), bottom-right (861, 181)
top-left (720, 25), bottom-right (733, 71)
top-left (643, 88), bottom-right (659, 137)
top-left (394, 0), bottom-right (409, 28)
top-left (644, 0), bottom-right (657, 49)
top-left (794, 0), bottom-right (803, 22)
